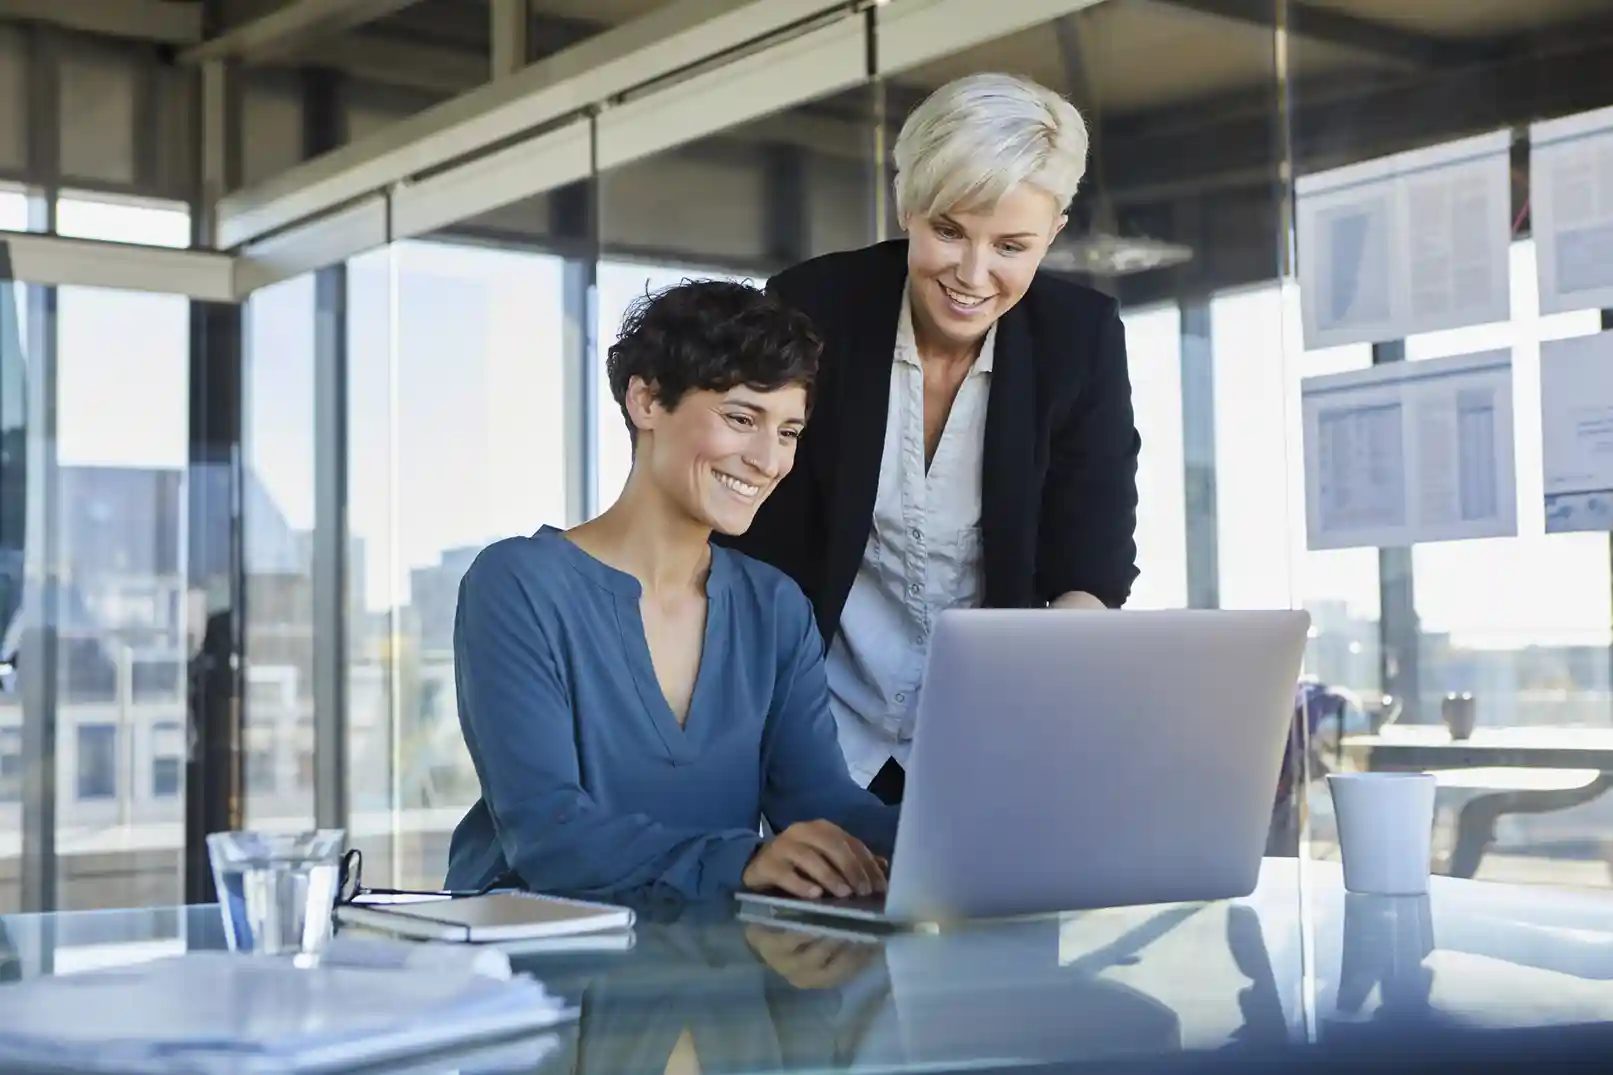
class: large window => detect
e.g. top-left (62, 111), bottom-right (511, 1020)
top-left (1391, 243), bottom-right (1612, 885)
top-left (1213, 284), bottom-right (1381, 692)
top-left (346, 247), bottom-right (394, 877)
top-left (0, 726), bottom-right (18, 803)
top-left (74, 724), bottom-right (117, 801)
top-left (346, 240), bottom-right (567, 890)
top-left (52, 193), bottom-right (190, 909)
top-left (0, 186), bottom-right (23, 231)
top-left (0, 184), bottom-right (25, 910)
top-left (54, 192), bottom-right (188, 248)
top-left (149, 721), bottom-right (182, 799)
top-left (7, 0), bottom-right (1606, 914)
top-left (1403, 243), bottom-right (1609, 727)
top-left (243, 274), bottom-right (317, 832)
top-left (1285, 4), bottom-right (1613, 887)
top-left (1121, 304), bottom-right (1188, 611)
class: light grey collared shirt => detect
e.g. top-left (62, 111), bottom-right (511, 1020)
top-left (824, 289), bottom-right (995, 785)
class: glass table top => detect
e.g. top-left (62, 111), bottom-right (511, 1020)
top-left (3, 859), bottom-right (1612, 1074)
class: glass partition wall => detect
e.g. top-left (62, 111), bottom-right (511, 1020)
top-left (343, 240), bottom-right (572, 890)
top-left (237, 4), bottom-right (1301, 907)
top-left (0, 192), bottom-right (202, 913)
top-left (1284, 3), bottom-right (1613, 889)
top-left (0, 186), bottom-right (28, 912)
top-left (11, 0), bottom-right (1613, 920)
top-left (339, 5), bottom-right (1301, 919)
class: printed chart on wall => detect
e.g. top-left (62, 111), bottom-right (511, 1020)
top-left (1295, 130), bottom-right (1513, 350)
top-left (1541, 331), bottom-right (1613, 533)
top-left (1301, 350), bottom-right (1517, 550)
top-left (1530, 104), bottom-right (1613, 315)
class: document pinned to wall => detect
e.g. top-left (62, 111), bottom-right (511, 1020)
top-left (1530, 105), bottom-right (1613, 315)
top-left (1301, 350), bottom-right (1517, 550)
top-left (1296, 130), bottom-right (1513, 350)
top-left (1540, 331), bottom-right (1613, 533)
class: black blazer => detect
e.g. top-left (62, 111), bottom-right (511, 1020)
top-left (722, 239), bottom-right (1140, 644)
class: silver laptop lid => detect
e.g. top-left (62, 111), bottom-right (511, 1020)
top-left (883, 608), bottom-right (1310, 922)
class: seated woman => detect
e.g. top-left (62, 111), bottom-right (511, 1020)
top-left (444, 279), bottom-right (895, 904)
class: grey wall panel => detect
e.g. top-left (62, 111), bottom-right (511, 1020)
top-left (342, 104), bottom-right (403, 147)
top-left (342, 81), bottom-right (444, 149)
top-left (152, 61), bottom-right (197, 200)
top-left (240, 71), bottom-right (447, 197)
top-left (602, 151), bottom-right (767, 265)
top-left (58, 40), bottom-right (137, 184)
top-left (807, 156), bottom-right (876, 259)
top-left (0, 27), bottom-right (25, 172)
top-left (460, 194), bottom-right (553, 242)
top-left (240, 73), bottom-right (304, 191)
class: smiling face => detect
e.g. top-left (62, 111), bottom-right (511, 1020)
top-left (626, 379), bottom-right (808, 536)
top-left (904, 182), bottom-right (1066, 352)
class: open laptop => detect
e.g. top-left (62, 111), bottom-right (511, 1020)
top-left (739, 608), bottom-right (1310, 926)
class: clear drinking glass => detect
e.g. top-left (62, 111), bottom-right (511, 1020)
top-left (207, 829), bottom-right (346, 961)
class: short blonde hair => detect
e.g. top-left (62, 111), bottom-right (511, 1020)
top-left (892, 72), bottom-right (1088, 222)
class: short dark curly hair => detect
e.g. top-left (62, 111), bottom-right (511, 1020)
top-left (606, 279), bottom-right (822, 440)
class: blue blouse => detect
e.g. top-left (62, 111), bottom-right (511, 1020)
top-left (444, 526), bottom-right (898, 901)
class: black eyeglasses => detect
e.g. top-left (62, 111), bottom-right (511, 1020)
top-left (335, 848), bottom-right (503, 906)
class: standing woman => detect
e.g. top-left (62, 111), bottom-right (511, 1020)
top-left (721, 72), bottom-right (1141, 803)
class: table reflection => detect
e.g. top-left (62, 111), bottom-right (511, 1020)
top-left (529, 898), bottom-right (885, 1075)
top-left (0, 918), bottom-right (18, 983)
top-left (1331, 895), bottom-right (1436, 1024)
top-left (1, 861), bottom-right (1612, 1075)
top-left (1308, 864), bottom-right (1613, 1036)
top-left (525, 884), bottom-right (1297, 1075)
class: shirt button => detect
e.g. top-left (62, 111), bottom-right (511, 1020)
top-left (910, 528), bottom-right (922, 541)
top-left (909, 583), bottom-right (922, 597)
top-left (895, 693), bottom-right (906, 705)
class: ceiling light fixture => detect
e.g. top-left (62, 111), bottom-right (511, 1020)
top-left (1043, 233), bottom-right (1194, 277)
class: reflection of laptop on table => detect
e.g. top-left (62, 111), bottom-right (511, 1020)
top-left (740, 608), bottom-right (1310, 927)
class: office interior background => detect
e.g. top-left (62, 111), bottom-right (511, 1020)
top-left (1, 0), bottom-right (1612, 913)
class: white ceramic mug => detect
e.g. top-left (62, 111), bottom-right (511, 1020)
top-left (1326, 772), bottom-right (1437, 896)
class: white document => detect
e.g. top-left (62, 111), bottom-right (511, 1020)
top-left (1540, 331), bottom-right (1613, 533)
top-left (1301, 350), bottom-right (1517, 550)
top-left (1296, 131), bottom-right (1513, 350)
top-left (1530, 105), bottom-right (1613, 315)
top-left (0, 950), bottom-right (572, 1074)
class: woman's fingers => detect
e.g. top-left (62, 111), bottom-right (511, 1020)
top-left (744, 821), bottom-right (891, 899)
top-left (793, 822), bottom-right (883, 896)
top-left (777, 840), bottom-right (853, 898)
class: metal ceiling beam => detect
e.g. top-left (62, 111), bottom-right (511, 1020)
top-left (277, 9), bottom-right (662, 95)
top-left (0, 229), bottom-right (236, 299)
top-left (179, 0), bottom-right (428, 64)
top-left (214, 0), bottom-right (850, 249)
top-left (293, 32), bottom-right (487, 96)
top-left (282, 7), bottom-right (596, 97)
top-left (0, 0), bottom-right (203, 45)
top-left (1147, 0), bottom-right (1499, 67)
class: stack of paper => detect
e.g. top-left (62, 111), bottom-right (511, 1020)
top-left (0, 950), bottom-right (573, 1074)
